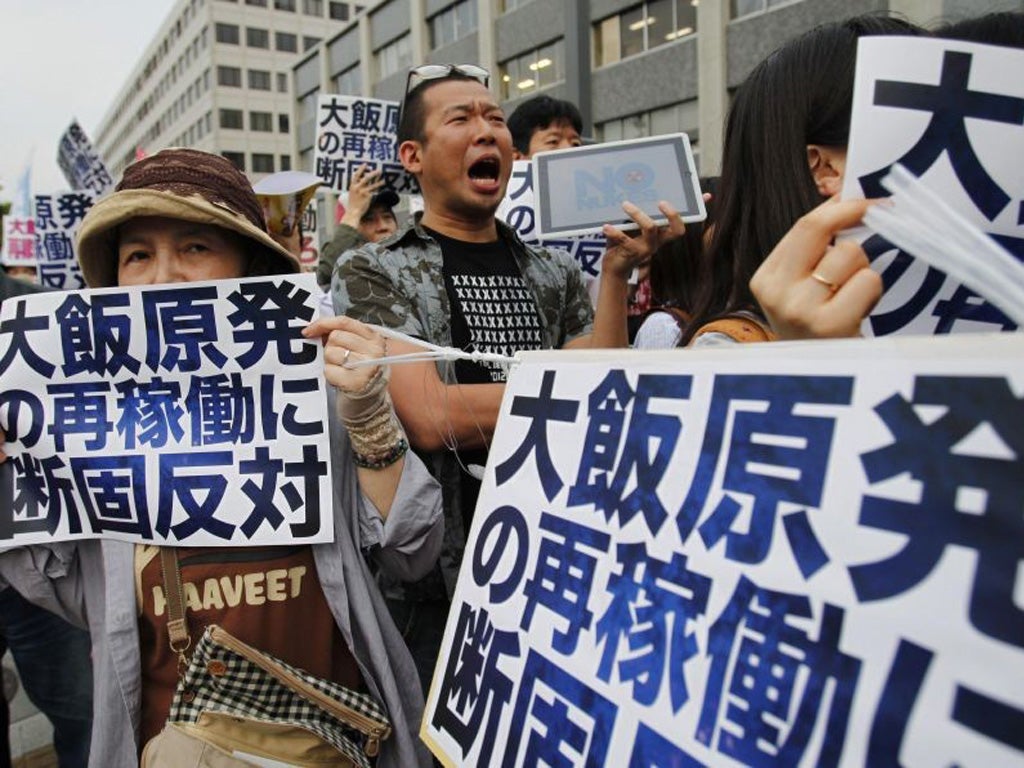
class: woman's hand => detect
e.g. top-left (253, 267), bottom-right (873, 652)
top-left (600, 201), bottom-right (686, 281)
top-left (302, 315), bottom-right (388, 394)
top-left (750, 197), bottom-right (883, 340)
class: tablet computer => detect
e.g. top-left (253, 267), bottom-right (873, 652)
top-left (531, 133), bottom-right (705, 239)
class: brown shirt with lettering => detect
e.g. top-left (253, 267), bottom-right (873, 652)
top-left (136, 544), bottom-right (362, 745)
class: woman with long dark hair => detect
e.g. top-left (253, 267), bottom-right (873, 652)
top-left (680, 15), bottom-right (923, 346)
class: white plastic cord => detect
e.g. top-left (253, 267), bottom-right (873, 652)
top-left (863, 164), bottom-right (1024, 328)
top-left (342, 323), bottom-right (519, 370)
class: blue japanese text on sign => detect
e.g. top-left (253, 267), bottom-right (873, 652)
top-left (314, 95), bottom-right (419, 195)
top-left (497, 161), bottom-right (607, 280)
top-left (422, 335), bottom-right (1024, 766)
top-left (34, 192), bottom-right (94, 291)
top-left (0, 273), bottom-right (333, 547)
top-left (843, 37), bottom-right (1024, 336)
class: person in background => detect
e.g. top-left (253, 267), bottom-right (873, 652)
top-left (507, 94), bottom-right (584, 158)
top-left (317, 164), bottom-right (400, 289)
top-left (679, 15), bottom-right (922, 345)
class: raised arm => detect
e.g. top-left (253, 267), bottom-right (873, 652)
top-left (567, 200), bottom-right (686, 349)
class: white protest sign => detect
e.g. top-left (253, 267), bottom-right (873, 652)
top-left (423, 334), bottom-right (1024, 766)
top-left (34, 191), bottom-right (93, 291)
top-left (56, 120), bottom-right (114, 197)
top-left (1, 217), bottom-right (37, 270)
top-left (0, 273), bottom-right (333, 547)
top-left (843, 36), bottom-right (1024, 336)
top-left (497, 161), bottom-right (607, 281)
top-left (314, 95), bottom-right (418, 196)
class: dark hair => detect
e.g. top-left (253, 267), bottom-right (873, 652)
top-left (397, 72), bottom-right (482, 144)
top-left (506, 95), bottom-right (584, 155)
top-left (680, 14), bottom-right (922, 345)
top-left (647, 177), bottom-right (718, 314)
top-left (934, 11), bottom-right (1024, 48)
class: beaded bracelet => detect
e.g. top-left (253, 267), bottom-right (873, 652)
top-left (352, 437), bottom-right (409, 470)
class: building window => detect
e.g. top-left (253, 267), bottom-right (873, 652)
top-left (594, 0), bottom-right (697, 67)
top-left (375, 34), bottom-right (412, 79)
top-left (219, 108), bottom-right (244, 129)
top-left (248, 69), bottom-right (272, 90)
top-left (245, 0), bottom-right (267, 5)
top-left (732, 0), bottom-right (796, 18)
top-left (500, 0), bottom-right (534, 11)
top-left (498, 39), bottom-right (564, 100)
top-left (217, 65), bottom-right (242, 86)
top-left (277, 72), bottom-right (289, 92)
top-left (275, 31), bottom-right (298, 52)
top-left (303, 0), bottom-right (323, 14)
top-left (333, 65), bottom-right (360, 95)
top-left (274, 0), bottom-right (296, 10)
top-left (215, 22), bottom-right (240, 44)
top-left (596, 102), bottom-right (698, 143)
top-left (246, 27), bottom-right (270, 48)
top-left (429, 0), bottom-right (478, 49)
top-left (250, 111), bottom-right (274, 131)
top-left (252, 153), bottom-right (275, 173)
top-left (279, 113), bottom-right (290, 132)
top-left (304, 35), bottom-right (322, 51)
top-left (280, 154), bottom-right (293, 171)
top-left (329, 1), bottom-right (348, 20)
top-left (223, 151), bottom-right (246, 170)
top-left (298, 89), bottom-right (320, 121)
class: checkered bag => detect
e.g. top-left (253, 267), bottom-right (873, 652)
top-left (165, 625), bottom-right (391, 768)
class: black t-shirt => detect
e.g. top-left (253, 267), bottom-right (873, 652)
top-left (426, 227), bottom-right (544, 529)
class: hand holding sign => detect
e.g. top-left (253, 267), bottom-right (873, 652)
top-left (341, 165), bottom-right (386, 228)
top-left (750, 197), bottom-right (883, 339)
top-left (303, 314), bottom-right (388, 394)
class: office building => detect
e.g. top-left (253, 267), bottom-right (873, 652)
top-left (292, 0), bottom-right (1016, 176)
top-left (94, 0), bottom-right (363, 181)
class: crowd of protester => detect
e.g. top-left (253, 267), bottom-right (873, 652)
top-left (0, 8), bottom-right (1018, 767)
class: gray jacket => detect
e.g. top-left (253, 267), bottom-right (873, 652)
top-left (0, 390), bottom-right (443, 768)
top-left (333, 216), bottom-right (594, 596)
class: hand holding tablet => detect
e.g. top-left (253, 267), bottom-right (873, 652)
top-left (531, 133), bottom-right (706, 240)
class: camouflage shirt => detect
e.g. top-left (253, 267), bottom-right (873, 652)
top-left (332, 215), bottom-right (594, 597)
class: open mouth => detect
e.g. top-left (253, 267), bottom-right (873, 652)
top-left (468, 157), bottom-right (501, 185)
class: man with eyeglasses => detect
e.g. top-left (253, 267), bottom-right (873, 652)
top-left (332, 63), bottom-right (684, 692)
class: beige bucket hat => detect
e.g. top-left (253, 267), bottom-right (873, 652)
top-left (77, 148), bottom-right (301, 288)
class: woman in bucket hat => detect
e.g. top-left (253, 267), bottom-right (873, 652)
top-left (0, 149), bottom-right (442, 767)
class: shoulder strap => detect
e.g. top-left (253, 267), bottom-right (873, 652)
top-left (693, 315), bottom-right (777, 343)
top-left (159, 548), bottom-right (192, 671)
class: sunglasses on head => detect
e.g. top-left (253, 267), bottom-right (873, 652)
top-left (403, 64), bottom-right (490, 98)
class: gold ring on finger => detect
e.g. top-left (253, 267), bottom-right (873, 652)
top-left (810, 271), bottom-right (839, 294)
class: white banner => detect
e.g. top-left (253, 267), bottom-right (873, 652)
top-left (843, 37), bottom-right (1024, 336)
top-left (497, 160), bottom-right (607, 282)
top-left (313, 95), bottom-right (418, 195)
top-left (423, 334), bottom-right (1024, 766)
top-left (0, 273), bottom-right (333, 547)
top-left (56, 121), bottom-right (114, 197)
top-left (34, 191), bottom-right (93, 291)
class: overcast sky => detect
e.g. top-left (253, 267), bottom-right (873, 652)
top-left (0, 0), bottom-right (177, 201)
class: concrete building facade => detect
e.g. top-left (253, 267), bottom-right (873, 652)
top-left (94, 0), bottom-right (364, 181)
top-left (292, 0), bottom-right (1022, 177)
